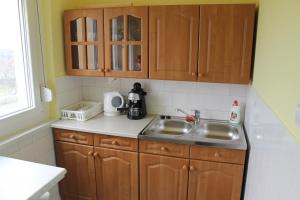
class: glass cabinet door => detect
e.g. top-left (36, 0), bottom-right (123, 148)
top-left (128, 15), bottom-right (141, 72)
top-left (128, 15), bottom-right (141, 41)
top-left (86, 17), bottom-right (97, 42)
top-left (70, 18), bottom-right (83, 42)
top-left (104, 7), bottom-right (147, 77)
top-left (64, 9), bottom-right (104, 76)
top-left (111, 16), bottom-right (124, 41)
top-left (109, 15), bottom-right (124, 72)
top-left (111, 45), bottom-right (123, 71)
top-left (128, 45), bottom-right (141, 71)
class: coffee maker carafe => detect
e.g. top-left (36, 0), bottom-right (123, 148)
top-left (127, 82), bottom-right (147, 120)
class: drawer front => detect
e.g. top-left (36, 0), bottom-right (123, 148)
top-left (94, 134), bottom-right (138, 152)
top-left (139, 140), bottom-right (190, 158)
top-left (190, 145), bottom-right (246, 164)
top-left (54, 129), bottom-right (94, 145)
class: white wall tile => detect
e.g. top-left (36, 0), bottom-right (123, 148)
top-left (82, 86), bottom-right (103, 101)
top-left (164, 80), bottom-right (198, 93)
top-left (55, 76), bottom-right (249, 120)
top-left (77, 78), bottom-right (249, 120)
top-left (56, 76), bottom-right (83, 109)
top-left (244, 87), bottom-right (300, 200)
top-left (56, 76), bottom-right (82, 94)
top-left (229, 84), bottom-right (249, 97)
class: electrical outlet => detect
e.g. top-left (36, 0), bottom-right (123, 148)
top-left (41, 86), bottom-right (53, 102)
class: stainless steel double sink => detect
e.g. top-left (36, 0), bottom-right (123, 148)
top-left (139, 116), bottom-right (247, 150)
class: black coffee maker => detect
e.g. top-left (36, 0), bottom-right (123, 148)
top-left (127, 82), bottom-right (147, 120)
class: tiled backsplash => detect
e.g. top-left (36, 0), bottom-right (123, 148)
top-left (244, 87), bottom-right (300, 200)
top-left (56, 76), bottom-right (82, 110)
top-left (56, 76), bottom-right (249, 120)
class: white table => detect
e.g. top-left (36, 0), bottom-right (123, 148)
top-left (0, 156), bottom-right (66, 200)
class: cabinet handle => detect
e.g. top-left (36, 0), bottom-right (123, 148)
top-left (100, 68), bottom-right (105, 72)
top-left (160, 146), bottom-right (166, 151)
top-left (88, 151), bottom-right (93, 156)
top-left (112, 140), bottom-right (117, 145)
top-left (189, 166), bottom-right (195, 171)
top-left (105, 69), bottom-right (111, 72)
top-left (198, 73), bottom-right (205, 77)
top-left (182, 165), bottom-right (187, 170)
top-left (93, 152), bottom-right (99, 157)
top-left (214, 152), bottom-right (220, 158)
top-left (69, 135), bottom-right (76, 139)
top-left (191, 72), bottom-right (196, 76)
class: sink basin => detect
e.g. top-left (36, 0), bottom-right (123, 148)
top-left (140, 116), bottom-right (247, 150)
top-left (197, 123), bottom-right (240, 140)
top-left (147, 119), bottom-right (193, 135)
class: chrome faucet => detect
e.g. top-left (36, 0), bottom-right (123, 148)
top-left (176, 108), bottom-right (201, 125)
top-left (193, 109), bottom-right (201, 125)
top-left (176, 108), bottom-right (190, 116)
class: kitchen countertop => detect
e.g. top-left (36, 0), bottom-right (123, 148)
top-left (0, 156), bottom-right (66, 200)
top-left (51, 114), bottom-right (155, 138)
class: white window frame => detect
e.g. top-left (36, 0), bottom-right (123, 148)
top-left (0, 0), bottom-right (48, 138)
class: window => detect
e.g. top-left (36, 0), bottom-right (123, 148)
top-left (0, 0), bottom-right (34, 119)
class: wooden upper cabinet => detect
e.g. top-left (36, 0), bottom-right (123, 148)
top-left (104, 7), bottom-right (148, 78)
top-left (55, 142), bottom-right (97, 200)
top-left (198, 4), bottom-right (256, 84)
top-left (94, 147), bottom-right (138, 200)
top-left (149, 6), bottom-right (199, 81)
top-left (64, 9), bottom-right (105, 76)
top-left (188, 160), bottom-right (244, 200)
top-left (140, 153), bottom-right (189, 200)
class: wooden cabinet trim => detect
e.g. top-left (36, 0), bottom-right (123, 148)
top-left (94, 134), bottom-right (138, 151)
top-left (54, 128), bottom-right (94, 145)
top-left (190, 145), bottom-right (246, 165)
top-left (139, 139), bottom-right (190, 158)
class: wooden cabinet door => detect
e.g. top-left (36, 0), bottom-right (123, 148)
top-left (55, 142), bottom-right (97, 200)
top-left (198, 4), bottom-right (255, 84)
top-left (104, 7), bottom-right (148, 78)
top-left (94, 147), bottom-right (138, 200)
top-left (140, 153), bottom-right (189, 200)
top-left (149, 6), bottom-right (199, 81)
top-left (188, 160), bottom-right (244, 200)
top-left (64, 9), bottom-right (105, 76)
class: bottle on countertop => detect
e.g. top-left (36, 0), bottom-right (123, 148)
top-left (229, 100), bottom-right (241, 124)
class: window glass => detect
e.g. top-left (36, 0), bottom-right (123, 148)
top-left (0, 0), bottom-right (34, 119)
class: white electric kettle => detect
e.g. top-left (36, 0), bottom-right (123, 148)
top-left (104, 92), bottom-right (124, 116)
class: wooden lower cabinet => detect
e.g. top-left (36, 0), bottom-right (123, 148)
top-left (94, 147), bottom-right (138, 200)
top-left (55, 141), bottom-right (97, 200)
top-left (139, 153), bottom-right (189, 200)
top-left (54, 130), bottom-right (246, 200)
top-left (188, 160), bottom-right (244, 200)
